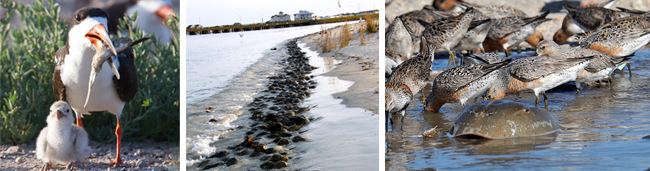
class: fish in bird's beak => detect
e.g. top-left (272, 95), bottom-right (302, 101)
top-left (86, 24), bottom-right (120, 77)
top-left (55, 110), bottom-right (65, 120)
top-left (155, 5), bottom-right (176, 22)
top-left (85, 38), bottom-right (133, 108)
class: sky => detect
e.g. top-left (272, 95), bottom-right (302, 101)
top-left (185, 0), bottom-right (378, 26)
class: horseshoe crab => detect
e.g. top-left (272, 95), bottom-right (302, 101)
top-left (449, 100), bottom-right (561, 139)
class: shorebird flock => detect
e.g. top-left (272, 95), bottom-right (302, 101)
top-left (385, 0), bottom-right (648, 130)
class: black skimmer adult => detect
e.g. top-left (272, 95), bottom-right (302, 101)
top-left (52, 7), bottom-right (141, 166)
top-left (102, 0), bottom-right (175, 44)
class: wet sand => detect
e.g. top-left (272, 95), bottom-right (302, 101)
top-left (299, 22), bottom-right (380, 114)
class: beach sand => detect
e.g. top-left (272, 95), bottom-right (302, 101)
top-left (299, 22), bottom-right (380, 114)
top-left (0, 140), bottom-right (180, 170)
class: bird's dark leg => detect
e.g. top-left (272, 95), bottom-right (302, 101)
top-left (385, 113), bottom-right (390, 132)
top-left (65, 161), bottom-right (77, 170)
top-left (543, 93), bottom-right (549, 107)
top-left (40, 162), bottom-right (51, 171)
top-left (109, 115), bottom-right (124, 166)
top-left (627, 63), bottom-right (632, 78)
top-left (535, 96), bottom-right (540, 107)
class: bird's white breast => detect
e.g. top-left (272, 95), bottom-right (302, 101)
top-left (60, 48), bottom-right (124, 115)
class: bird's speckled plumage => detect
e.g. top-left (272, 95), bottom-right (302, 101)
top-left (486, 55), bottom-right (593, 105)
top-left (425, 59), bottom-right (511, 112)
top-left (457, 1), bottom-right (528, 18)
top-left (462, 52), bottom-right (505, 65)
top-left (420, 7), bottom-right (476, 52)
top-left (577, 27), bottom-right (650, 57)
top-left (563, 2), bottom-right (632, 33)
top-left (536, 40), bottom-right (631, 88)
top-left (484, 11), bottom-right (551, 55)
top-left (455, 19), bottom-right (495, 52)
top-left (385, 82), bottom-right (413, 128)
top-left (395, 7), bottom-right (456, 52)
top-left (575, 14), bottom-right (650, 41)
top-left (386, 17), bottom-right (415, 59)
top-left (388, 37), bottom-right (434, 95)
top-left (386, 48), bottom-right (407, 77)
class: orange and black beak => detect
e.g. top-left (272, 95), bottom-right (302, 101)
top-left (55, 110), bottom-right (66, 120)
top-left (155, 5), bottom-right (175, 22)
top-left (85, 24), bottom-right (117, 55)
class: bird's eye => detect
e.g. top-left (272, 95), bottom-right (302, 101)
top-left (541, 46), bottom-right (545, 50)
top-left (523, 108), bottom-right (530, 113)
top-left (66, 109), bottom-right (70, 113)
top-left (76, 14), bottom-right (81, 21)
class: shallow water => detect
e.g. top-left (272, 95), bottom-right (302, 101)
top-left (185, 23), bottom-right (378, 170)
top-left (185, 22), bottom-right (354, 160)
top-left (386, 49), bottom-right (650, 170)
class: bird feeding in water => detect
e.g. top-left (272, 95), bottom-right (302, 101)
top-left (52, 7), bottom-right (146, 166)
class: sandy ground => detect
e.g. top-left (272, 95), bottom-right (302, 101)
top-left (0, 140), bottom-right (180, 170)
top-left (386, 0), bottom-right (650, 49)
top-left (299, 22), bottom-right (380, 114)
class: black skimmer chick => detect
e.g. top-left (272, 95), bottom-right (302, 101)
top-left (536, 40), bottom-right (631, 93)
top-left (418, 7), bottom-right (476, 69)
top-left (52, 7), bottom-right (143, 166)
top-left (36, 101), bottom-right (91, 170)
top-left (485, 55), bottom-right (594, 107)
top-left (425, 59), bottom-right (511, 112)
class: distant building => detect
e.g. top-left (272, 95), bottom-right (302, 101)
top-left (269, 11), bottom-right (291, 22)
top-left (294, 10), bottom-right (313, 21)
top-left (233, 22), bottom-right (241, 26)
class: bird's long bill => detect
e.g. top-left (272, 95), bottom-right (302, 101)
top-left (156, 5), bottom-right (176, 21)
top-left (85, 24), bottom-right (117, 55)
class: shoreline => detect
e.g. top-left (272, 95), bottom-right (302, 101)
top-left (299, 22), bottom-right (380, 114)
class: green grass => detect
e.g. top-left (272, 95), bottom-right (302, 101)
top-left (0, 0), bottom-right (180, 145)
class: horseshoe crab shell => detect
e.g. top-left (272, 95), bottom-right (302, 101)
top-left (449, 100), bottom-right (561, 139)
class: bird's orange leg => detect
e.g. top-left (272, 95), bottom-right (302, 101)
top-left (109, 117), bottom-right (124, 166)
top-left (76, 117), bottom-right (84, 128)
